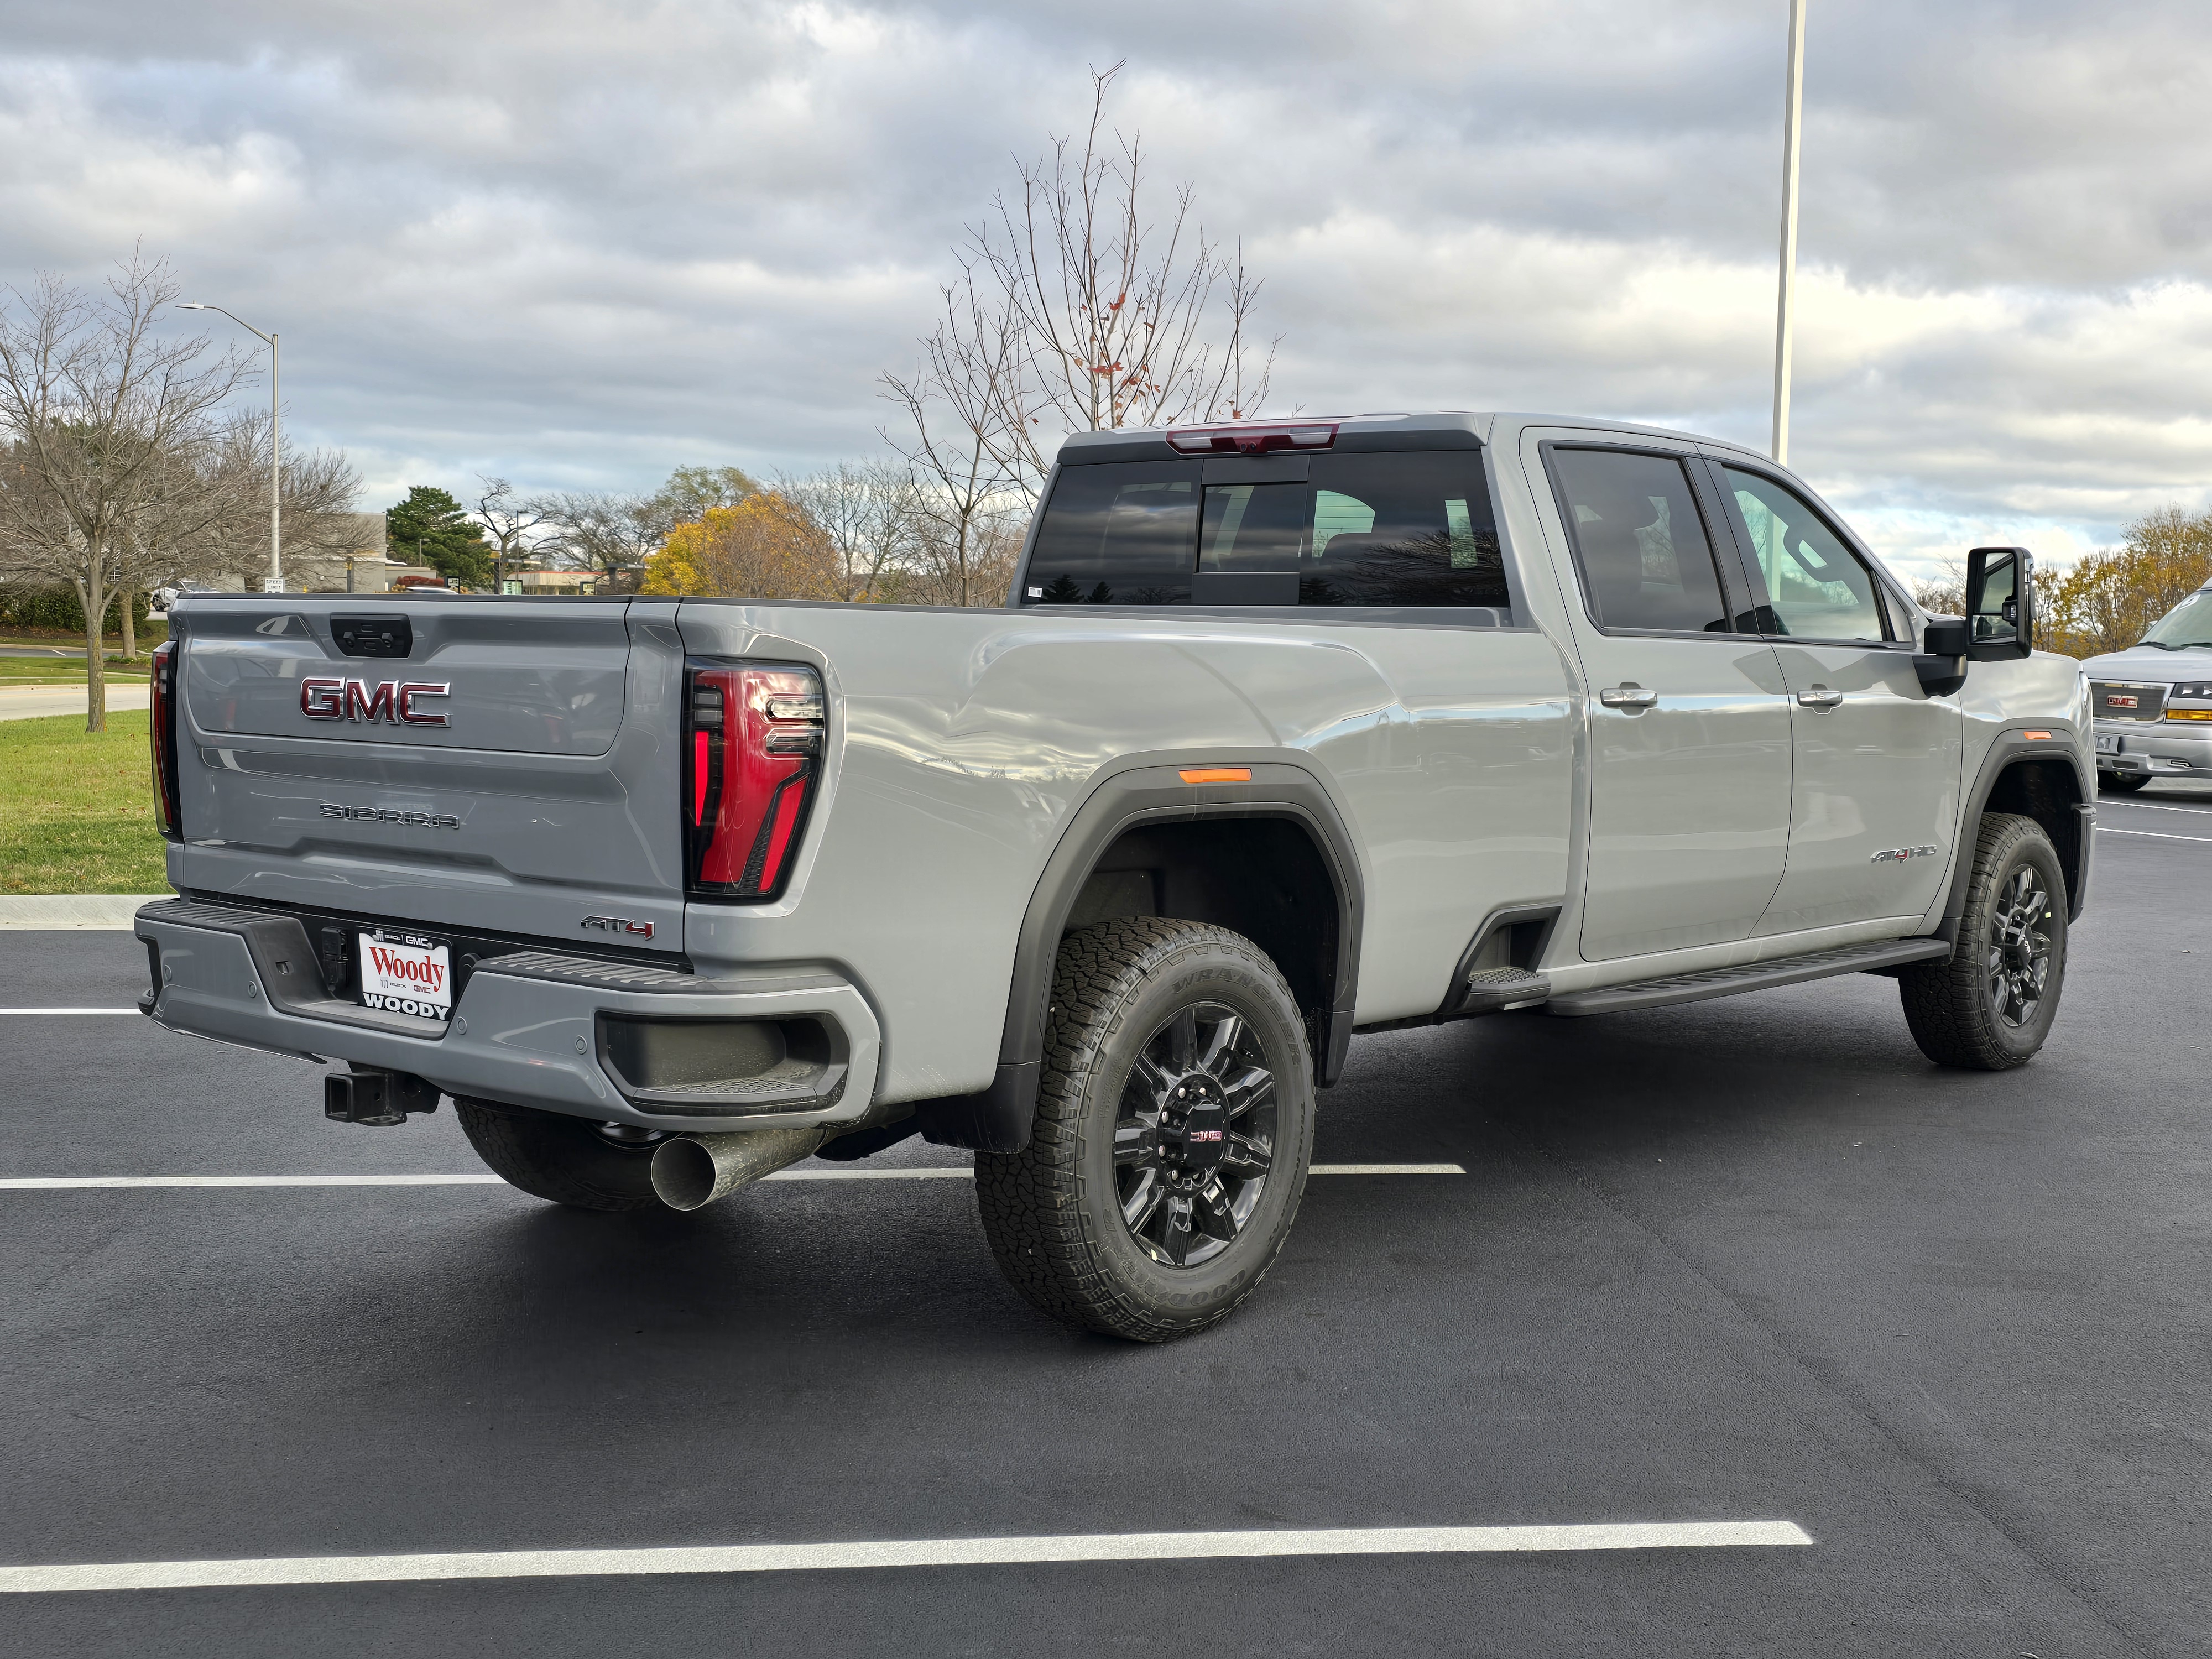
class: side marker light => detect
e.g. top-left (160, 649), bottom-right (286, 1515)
top-left (1179, 767), bottom-right (1253, 784)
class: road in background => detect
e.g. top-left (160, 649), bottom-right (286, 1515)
top-left (0, 685), bottom-right (150, 721)
top-left (1, 795), bottom-right (2205, 1657)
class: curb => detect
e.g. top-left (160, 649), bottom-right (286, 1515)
top-left (0, 895), bottom-right (171, 930)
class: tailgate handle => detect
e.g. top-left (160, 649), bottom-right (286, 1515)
top-left (332, 615), bottom-right (413, 658)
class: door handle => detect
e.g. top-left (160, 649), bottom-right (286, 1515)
top-left (1796, 686), bottom-right (1844, 710)
top-left (1599, 685), bottom-right (1658, 710)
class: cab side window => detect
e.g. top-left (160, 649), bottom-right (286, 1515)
top-left (1720, 468), bottom-right (1888, 643)
top-left (1548, 448), bottom-right (1732, 634)
top-left (1024, 461), bottom-right (1202, 604)
top-left (1297, 452), bottom-right (1507, 608)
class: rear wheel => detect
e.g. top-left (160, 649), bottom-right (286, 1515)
top-left (2099, 771), bottom-right (2152, 794)
top-left (1898, 813), bottom-right (2068, 1070)
top-left (455, 1097), bottom-right (667, 1211)
top-left (974, 918), bottom-right (1315, 1342)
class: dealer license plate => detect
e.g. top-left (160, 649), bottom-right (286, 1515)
top-left (358, 931), bottom-right (453, 1021)
top-left (2096, 734), bottom-right (2121, 754)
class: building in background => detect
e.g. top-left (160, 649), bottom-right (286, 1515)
top-left (288, 512), bottom-right (402, 593)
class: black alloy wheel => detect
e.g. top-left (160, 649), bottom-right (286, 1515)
top-left (974, 917), bottom-right (1316, 1342)
top-left (2098, 771), bottom-right (2152, 794)
top-left (1112, 1003), bottom-right (1278, 1269)
top-left (1985, 863), bottom-right (2054, 1029)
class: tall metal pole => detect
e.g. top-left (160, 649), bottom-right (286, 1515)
top-left (1771, 0), bottom-right (1808, 464)
top-left (177, 302), bottom-right (284, 591)
top-left (268, 331), bottom-right (282, 592)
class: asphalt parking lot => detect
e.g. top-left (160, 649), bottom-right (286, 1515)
top-left (4, 789), bottom-right (2209, 1657)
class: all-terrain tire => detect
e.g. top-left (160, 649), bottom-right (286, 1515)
top-left (455, 1097), bottom-right (663, 1212)
top-left (2098, 771), bottom-right (2152, 794)
top-left (1898, 812), bottom-right (2068, 1070)
top-left (974, 917), bottom-right (1316, 1343)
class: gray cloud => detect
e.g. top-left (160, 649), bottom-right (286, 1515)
top-left (3, 0), bottom-right (2210, 577)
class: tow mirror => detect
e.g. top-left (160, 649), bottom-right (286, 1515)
top-left (1965, 546), bottom-right (2034, 660)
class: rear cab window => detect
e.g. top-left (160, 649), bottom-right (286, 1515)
top-left (1020, 450), bottom-right (1512, 618)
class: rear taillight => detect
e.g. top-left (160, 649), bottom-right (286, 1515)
top-left (684, 661), bottom-right (824, 900)
top-left (150, 639), bottom-right (181, 840)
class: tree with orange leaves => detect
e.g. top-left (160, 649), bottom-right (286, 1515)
top-left (641, 491), bottom-right (841, 601)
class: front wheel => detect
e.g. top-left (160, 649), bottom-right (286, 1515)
top-left (974, 918), bottom-right (1316, 1342)
top-left (2099, 771), bottom-right (2152, 794)
top-left (1898, 812), bottom-right (2068, 1070)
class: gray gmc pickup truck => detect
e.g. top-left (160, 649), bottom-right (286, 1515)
top-left (137, 412), bottom-right (2094, 1341)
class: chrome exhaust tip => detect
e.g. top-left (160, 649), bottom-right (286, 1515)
top-left (649, 1125), bottom-right (829, 1212)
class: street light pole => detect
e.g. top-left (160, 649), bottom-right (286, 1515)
top-left (179, 302), bottom-right (283, 593)
top-left (1771, 0), bottom-right (1808, 465)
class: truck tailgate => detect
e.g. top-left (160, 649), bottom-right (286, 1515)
top-left (173, 597), bottom-right (687, 948)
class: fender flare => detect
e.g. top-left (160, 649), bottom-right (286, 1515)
top-left (1937, 730), bottom-right (2095, 941)
top-left (915, 754), bottom-right (1365, 1151)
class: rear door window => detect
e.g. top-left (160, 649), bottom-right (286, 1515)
top-left (1021, 451), bottom-right (1509, 612)
top-left (1547, 448), bottom-right (1733, 634)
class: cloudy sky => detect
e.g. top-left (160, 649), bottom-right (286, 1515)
top-left (6, 0), bottom-right (2211, 579)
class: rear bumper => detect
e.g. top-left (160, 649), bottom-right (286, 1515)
top-left (133, 899), bottom-right (881, 1134)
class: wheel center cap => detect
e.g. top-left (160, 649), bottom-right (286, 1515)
top-left (1161, 1080), bottom-right (1229, 1175)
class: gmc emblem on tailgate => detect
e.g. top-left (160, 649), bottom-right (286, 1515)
top-left (301, 677), bottom-right (451, 727)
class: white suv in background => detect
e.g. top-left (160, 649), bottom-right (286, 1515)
top-left (2082, 580), bottom-right (2212, 792)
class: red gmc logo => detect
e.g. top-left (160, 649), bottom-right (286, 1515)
top-left (301, 678), bottom-right (451, 727)
top-left (2108, 693), bottom-right (2138, 708)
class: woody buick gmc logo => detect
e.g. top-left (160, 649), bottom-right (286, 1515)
top-left (300, 677), bottom-right (452, 727)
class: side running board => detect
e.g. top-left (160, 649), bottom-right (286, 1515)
top-left (1543, 937), bottom-right (1952, 1018)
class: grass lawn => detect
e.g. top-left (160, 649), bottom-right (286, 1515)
top-left (0, 710), bottom-right (172, 894)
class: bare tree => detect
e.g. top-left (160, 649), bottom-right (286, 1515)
top-left (968, 60), bottom-right (1276, 481)
top-left (896, 491), bottom-right (1027, 608)
top-left (785, 458), bottom-right (920, 602)
top-left (534, 491), bottom-right (670, 591)
top-left (0, 253), bottom-right (247, 728)
top-left (881, 269), bottom-right (1034, 606)
top-left (195, 413), bottom-right (362, 585)
top-left (875, 61), bottom-right (1277, 607)
top-left (474, 476), bottom-right (547, 592)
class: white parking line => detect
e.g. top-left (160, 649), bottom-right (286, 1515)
top-left (2096, 826), bottom-right (2212, 842)
top-left (0, 1164), bottom-right (1465, 1191)
top-left (2098, 799), bottom-right (2212, 816)
top-left (0, 1175), bottom-right (508, 1189)
top-left (0, 1520), bottom-right (1813, 1593)
top-left (0, 1008), bottom-right (140, 1015)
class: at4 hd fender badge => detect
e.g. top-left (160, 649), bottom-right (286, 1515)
top-left (301, 677), bottom-right (452, 727)
top-left (1870, 844), bottom-right (1940, 863)
top-left (582, 915), bottom-right (655, 940)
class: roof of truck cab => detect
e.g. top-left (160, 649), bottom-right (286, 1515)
top-left (1055, 411), bottom-right (1763, 465)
